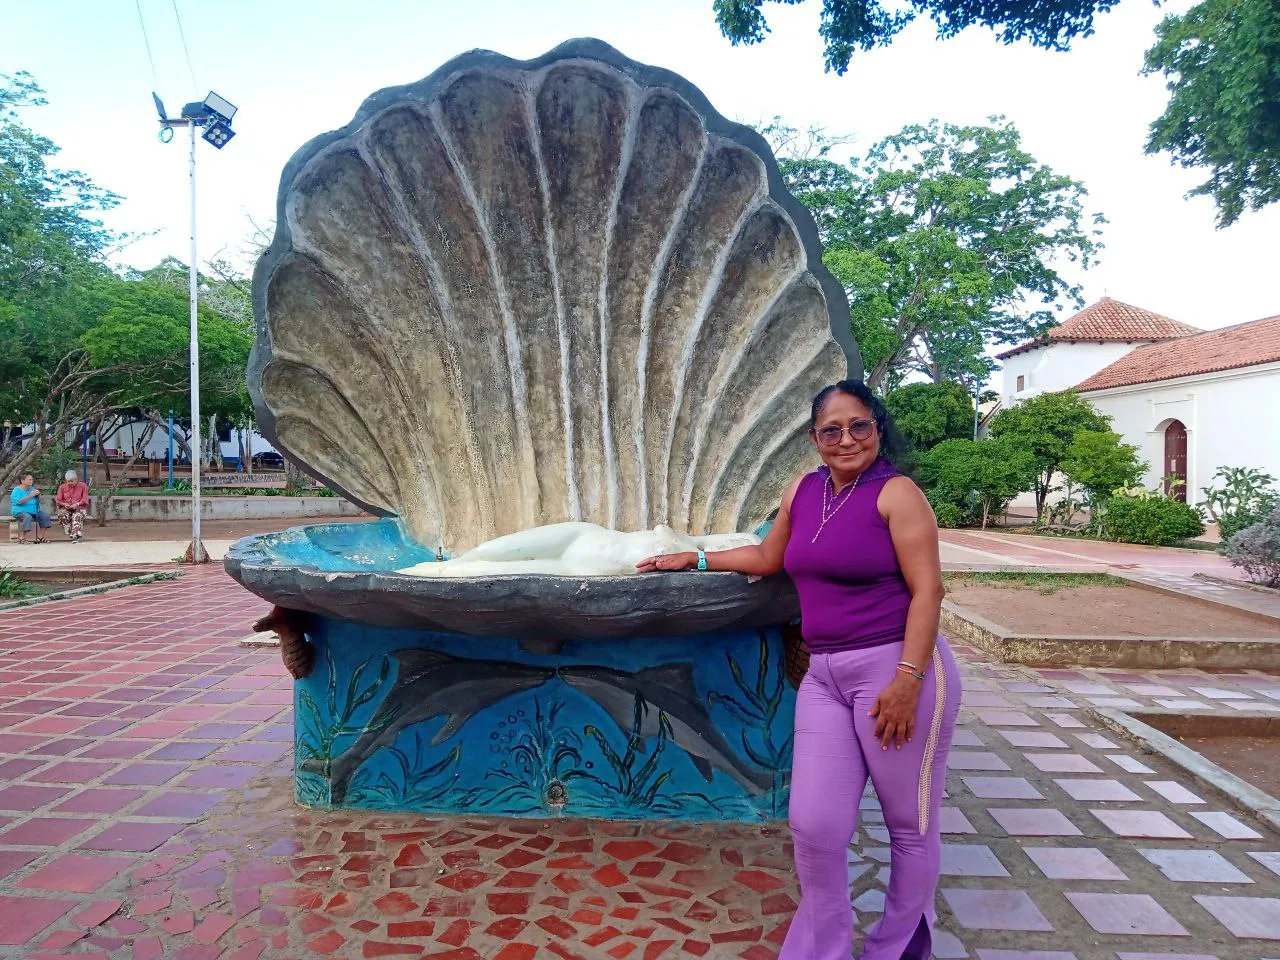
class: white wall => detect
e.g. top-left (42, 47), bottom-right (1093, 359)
top-left (1083, 362), bottom-right (1280, 505)
top-left (1000, 341), bottom-right (1140, 407)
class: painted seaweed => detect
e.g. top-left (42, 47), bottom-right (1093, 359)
top-left (481, 697), bottom-right (584, 814)
top-left (294, 647), bottom-right (397, 805)
top-left (707, 631), bottom-right (793, 814)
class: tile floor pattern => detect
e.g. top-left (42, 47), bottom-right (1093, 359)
top-left (0, 569), bottom-right (1277, 958)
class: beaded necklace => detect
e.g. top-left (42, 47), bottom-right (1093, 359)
top-left (811, 470), bottom-right (860, 544)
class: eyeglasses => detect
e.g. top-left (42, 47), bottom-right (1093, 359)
top-left (813, 419), bottom-right (876, 447)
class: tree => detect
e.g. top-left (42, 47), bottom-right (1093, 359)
top-left (1060, 429), bottom-right (1145, 505)
top-left (714, 0), bottom-right (1122, 74)
top-left (770, 118), bottom-right (1103, 390)
top-left (1, 72), bottom-right (124, 486)
top-left (1143, 0), bottom-right (1280, 227)
top-left (989, 390), bottom-right (1110, 519)
top-left (0, 73), bottom-right (257, 490)
top-left (917, 437), bottom-right (1037, 528)
top-left (884, 381), bottom-right (974, 452)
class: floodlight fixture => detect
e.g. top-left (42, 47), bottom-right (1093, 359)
top-left (152, 92), bottom-right (169, 122)
top-left (202, 120), bottom-right (235, 149)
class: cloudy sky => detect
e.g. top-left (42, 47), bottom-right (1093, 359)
top-left (6, 0), bottom-right (1277, 351)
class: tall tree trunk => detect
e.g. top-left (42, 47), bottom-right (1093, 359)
top-left (284, 459), bottom-right (307, 495)
top-left (208, 415), bottom-right (222, 472)
top-left (95, 423), bottom-right (112, 483)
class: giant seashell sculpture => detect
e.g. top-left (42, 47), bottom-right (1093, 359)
top-left (226, 40), bottom-right (862, 822)
top-left (249, 38), bottom-right (858, 555)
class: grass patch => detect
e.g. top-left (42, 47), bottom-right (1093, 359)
top-left (943, 571), bottom-right (1129, 595)
top-left (0, 570), bottom-right (47, 600)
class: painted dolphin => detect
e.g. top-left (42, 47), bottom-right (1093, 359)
top-left (307, 649), bottom-right (555, 801)
top-left (557, 662), bottom-right (775, 794)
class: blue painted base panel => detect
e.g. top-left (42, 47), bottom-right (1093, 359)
top-left (294, 618), bottom-right (795, 821)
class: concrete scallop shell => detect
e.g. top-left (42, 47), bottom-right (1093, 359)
top-left (251, 39), bottom-right (858, 552)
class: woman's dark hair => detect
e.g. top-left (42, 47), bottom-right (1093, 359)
top-left (809, 379), bottom-right (907, 466)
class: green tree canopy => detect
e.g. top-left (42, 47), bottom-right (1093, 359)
top-left (1060, 428), bottom-right (1145, 504)
top-left (714, 0), bottom-right (1122, 74)
top-left (917, 436), bottom-right (1037, 527)
top-left (884, 381), bottom-right (974, 451)
top-left (1143, 0), bottom-right (1280, 227)
top-left (989, 389), bottom-right (1111, 517)
top-left (769, 117), bottom-right (1103, 390)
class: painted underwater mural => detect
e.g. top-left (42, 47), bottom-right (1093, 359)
top-left (294, 619), bottom-right (795, 821)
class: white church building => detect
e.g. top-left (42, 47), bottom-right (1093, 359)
top-left (998, 298), bottom-right (1280, 507)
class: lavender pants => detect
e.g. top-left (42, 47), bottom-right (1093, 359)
top-left (781, 637), bottom-right (961, 960)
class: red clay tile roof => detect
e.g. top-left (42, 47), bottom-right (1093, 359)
top-left (1077, 313), bottom-right (1280, 392)
top-left (997, 297), bottom-right (1201, 359)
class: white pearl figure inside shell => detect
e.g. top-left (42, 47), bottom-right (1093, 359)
top-left (398, 522), bottom-right (760, 578)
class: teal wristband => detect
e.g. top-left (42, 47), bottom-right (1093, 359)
top-left (696, 549), bottom-right (707, 571)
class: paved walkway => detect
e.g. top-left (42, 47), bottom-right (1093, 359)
top-left (0, 570), bottom-right (1276, 958)
top-left (939, 530), bottom-right (1241, 579)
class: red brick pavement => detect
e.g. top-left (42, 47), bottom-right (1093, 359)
top-left (0, 569), bottom-right (1278, 959)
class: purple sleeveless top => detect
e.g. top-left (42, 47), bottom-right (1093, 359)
top-left (782, 458), bottom-right (912, 653)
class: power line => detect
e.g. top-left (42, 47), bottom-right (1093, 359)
top-left (171, 0), bottom-right (198, 90)
top-left (134, 0), bottom-right (159, 87)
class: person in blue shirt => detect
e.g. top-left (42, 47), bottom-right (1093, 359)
top-left (10, 474), bottom-right (52, 544)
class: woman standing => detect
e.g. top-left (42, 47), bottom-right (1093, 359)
top-left (638, 379), bottom-right (960, 960)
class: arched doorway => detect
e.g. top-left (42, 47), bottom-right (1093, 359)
top-left (1164, 420), bottom-right (1188, 501)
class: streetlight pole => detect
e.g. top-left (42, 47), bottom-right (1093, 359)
top-left (153, 91), bottom-right (237, 564)
top-left (186, 121), bottom-right (205, 562)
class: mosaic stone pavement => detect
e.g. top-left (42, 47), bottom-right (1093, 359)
top-left (0, 568), bottom-right (1276, 959)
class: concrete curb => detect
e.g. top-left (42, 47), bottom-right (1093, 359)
top-left (0, 572), bottom-right (178, 612)
top-left (939, 602), bottom-right (1280, 669)
top-left (1194, 571), bottom-right (1280, 598)
top-left (1088, 707), bottom-right (1280, 835)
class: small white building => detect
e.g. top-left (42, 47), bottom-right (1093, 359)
top-left (998, 298), bottom-right (1201, 408)
top-left (1077, 313), bottom-right (1280, 506)
top-left (997, 298), bottom-right (1280, 508)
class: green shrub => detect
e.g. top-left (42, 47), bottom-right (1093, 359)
top-left (1102, 492), bottom-right (1204, 545)
top-left (1200, 466), bottom-right (1278, 541)
top-left (1225, 507), bottom-right (1280, 587)
top-left (931, 501), bottom-right (966, 528)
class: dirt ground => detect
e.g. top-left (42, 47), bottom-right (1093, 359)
top-left (1178, 735), bottom-right (1280, 797)
top-left (945, 580), bottom-right (1280, 638)
top-left (72, 514), bottom-right (374, 542)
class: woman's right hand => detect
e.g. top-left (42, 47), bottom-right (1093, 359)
top-left (635, 551), bottom-right (698, 573)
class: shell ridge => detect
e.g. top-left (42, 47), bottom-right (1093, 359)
top-left (265, 355), bottom-right (398, 494)
top-left (659, 183), bottom-right (767, 527)
top-left (703, 336), bottom-right (831, 528)
top-left (264, 359), bottom-right (400, 508)
top-left (351, 134), bottom-right (487, 540)
top-left (731, 414), bottom-right (812, 531)
top-left (595, 91), bottom-right (644, 530)
top-left (524, 77), bottom-right (580, 522)
top-left (631, 131), bottom-right (711, 526)
top-left (681, 263), bottom-right (808, 530)
top-left (426, 95), bottom-right (541, 530)
top-left (687, 279), bottom-right (830, 532)
top-left (268, 237), bottom-right (451, 538)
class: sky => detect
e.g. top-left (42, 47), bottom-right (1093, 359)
top-left (5, 0), bottom-right (1277, 376)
